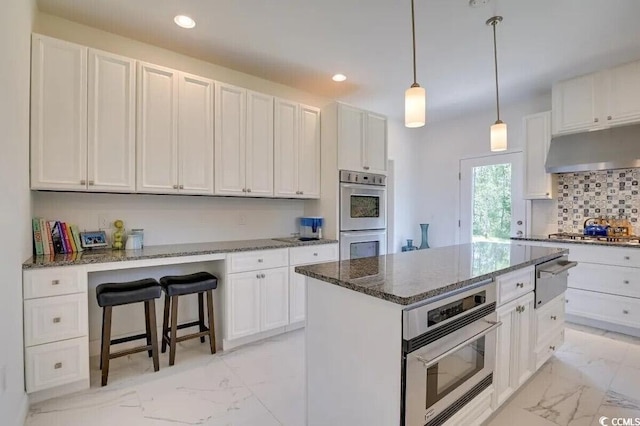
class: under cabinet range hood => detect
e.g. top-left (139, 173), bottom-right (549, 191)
top-left (545, 124), bottom-right (640, 173)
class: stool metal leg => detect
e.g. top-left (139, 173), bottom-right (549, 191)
top-left (169, 295), bottom-right (179, 366)
top-left (100, 306), bottom-right (113, 387)
top-left (206, 290), bottom-right (216, 354)
top-left (144, 301), bottom-right (152, 358)
top-left (198, 292), bottom-right (205, 343)
top-left (161, 295), bottom-right (170, 353)
top-left (146, 300), bottom-right (160, 372)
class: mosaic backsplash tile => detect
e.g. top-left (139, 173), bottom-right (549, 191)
top-left (557, 168), bottom-right (640, 234)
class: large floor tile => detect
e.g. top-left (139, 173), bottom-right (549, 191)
top-left (608, 365), bottom-right (640, 402)
top-left (488, 406), bottom-right (558, 426)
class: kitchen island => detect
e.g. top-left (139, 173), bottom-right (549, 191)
top-left (295, 242), bottom-right (567, 426)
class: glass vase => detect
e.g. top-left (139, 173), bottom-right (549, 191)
top-left (419, 223), bottom-right (430, 249)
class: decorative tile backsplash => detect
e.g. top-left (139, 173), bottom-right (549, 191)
top-left (557, 168), bottom-right (640, 234)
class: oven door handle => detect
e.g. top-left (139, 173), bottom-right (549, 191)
top-left (340, 183), bottom-right (386, 191)
top-left (414, 320), bottom-right (502, 369)
top-left (537, 261), bottom-right (578, 278)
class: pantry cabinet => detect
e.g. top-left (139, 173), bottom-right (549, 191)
top-left (337, 103), bottom-right (388, 174)
top-left (552, 59), bottom-right (640, 135)
top-left (274, 99), bottom-right (320, 198)
top-left (523, 111), bottom-right (553, 199)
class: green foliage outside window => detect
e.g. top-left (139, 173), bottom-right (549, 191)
top-left (472, 164), bottom-right (512, 241)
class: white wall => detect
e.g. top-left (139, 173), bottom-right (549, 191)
top-left (0, 1), bottom-right (35, 424)
top-left (412, 94), bottom-right (552, 248)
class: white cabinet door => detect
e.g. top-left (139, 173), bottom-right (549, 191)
top-left (215, 83), bottom-right (246, 196)
top-left (338, 104), bottom-right (365, 172)
top-left (605, 60), bottom-right (640, 125)
top-left (31, 35), bottom-right (87, 191)
top-left (298, 105), bottom-right (321, 198)
top-left (494, 302), bottom-right (516, 407)
top-left (274, 98), bottom-right (299, 198)
top-left (514, 294), bottom-right (535, 388)
top-left (137, 62), bottom-right (179, 193)
top-left (552, 73), bottom-right (600, 135)
top-left (178, 73), bottom-right (214, 195)
top-left (246, 91), bottom-right (274, 197)
top-left (364, 112), bottom-right (387, 174)
top-left (289, 266), bottom-right (306, 324)
top-left (226, 271), bottom-right (261, 340)
top-left (87, 49), bottom-right (136, 192)
top-left (260, 267), bottom-right (289, 331)
top-left (523, 111), bottom-right (552, 199)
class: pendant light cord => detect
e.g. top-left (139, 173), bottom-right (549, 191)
top-left (411, 0), bottom-right (418, 87)
top-left (491, 20), bottom-right (500, 121)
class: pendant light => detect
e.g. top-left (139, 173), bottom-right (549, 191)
top-left (487, 16), bottom-right (507, 151)
top-left (405, 0), bottom-right (425, 128)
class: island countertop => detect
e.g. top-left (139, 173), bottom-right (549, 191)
top-left (295, 242), bottom-right (568, 306)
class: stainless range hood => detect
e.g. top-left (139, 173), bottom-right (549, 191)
top-left (545, 124), bottom-right (640, 173)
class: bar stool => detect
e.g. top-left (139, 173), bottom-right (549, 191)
top-left (159, 272), bottom-right (218, 366)
top-left (96, 278), bottom-right (161, 386)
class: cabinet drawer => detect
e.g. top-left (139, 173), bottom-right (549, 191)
top-left (535, 293), bottom-right (565, 349)
top-left (228, 249), bottom-right (289, 273)
top-left (25, 336), bottom-right (89, 393)
top-left (566, 288), bottom-right (640, 328)
top-left (535, 329), bottom-right (564, 370)
top-left (568, 263), bottom-right (640, 298)
top-left (567, 245), bottom-right (640, 267)
top-left (289, 244), bottom-right (339, 266)
top-left (24, 267), bottom-right (86, 299)
top-left (497, 266), bottom-right (534, 305)
top-left (24, 293), bottom-right (88, 347)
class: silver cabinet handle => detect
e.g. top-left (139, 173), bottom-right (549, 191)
top-left (546, 192), bottom-right (550, 196)
top-left (594, 118), bottom-right (599, 123)
top-left (172, 184), bottom-right (178, 189)
top-left (256, 273), bottom-right (261, 279)
top-left (52, 317), bottom-right (61, 324)
top-left (88, 180), bottom-right (94, 186)
top-left (51, 280), bottom-right (60, 286)
top-left (261, 273), bottom-right (266, 279)
top-left (313, 252), bottom-right (318, 256)
top-left (623, 309), bottom-right (630, 315)
top-left (258, 259), bottom-right (263, 263)
top-left (516, 282), bottom-right (524, 288)
top-left (624, 256), bottom-right (631, 260)
top-left (54, 362), bottom-right (62, 369)
top-left (242, 188), bottom-right (247, 192)
top-left (624, 280), bottom-right (630, 284)
top-left (80, 179), bottom-right (86, 185)
top-left (549, 345), bottom-right (556, 351)
top-left (247, 188), bottom-right (252, 193)
top-left (608, 115), bottom-right (612, 120)
top-left (363, 166), bottom-right (370, 170)
top-left (179, 185), bottom-right (184, 189)
top-left (550, 315), bottom-right (557, 320)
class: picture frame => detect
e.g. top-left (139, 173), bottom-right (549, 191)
top-left (79, 230), bottom-right (108, 248)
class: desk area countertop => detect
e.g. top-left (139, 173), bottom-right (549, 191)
top-left (295, 242), bottom-right (567, 306)
top-left (23, 238), bottom-right (339, 270)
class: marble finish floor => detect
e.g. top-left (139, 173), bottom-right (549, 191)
top-left (26, 324), bottom-right (640, 426)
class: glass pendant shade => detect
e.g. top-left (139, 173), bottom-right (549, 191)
top-left (490, 120), bottom-right (507, 152)
top-left (405, 85), bottom-right (426, 128)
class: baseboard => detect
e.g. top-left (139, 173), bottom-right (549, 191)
top-left (566, 315), bottom-right (640, 338)
top-left (28, 379), bottom-right (90, 405)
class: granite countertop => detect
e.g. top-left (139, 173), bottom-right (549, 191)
top-left (23, 238), bottom-right (338, 269)
top-left (512, 235), bottom-right (640, 248)
top-left (295, 242), bottom-right (567, 306)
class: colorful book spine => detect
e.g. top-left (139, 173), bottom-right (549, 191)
top-left (44, 221), bottom-right (55, 255)
top-left (32, 218), bottom-right (44, 256)
top-left (60, 222), bottom-right (73, 253)
top-left (66, 223), bottom-right (77, 252)
top-left (70, 225), bottom-right (84, 252)
top-left (51, 221), bottom-right (65, 254)
top-left (39, 218), bottom-right (50, 255)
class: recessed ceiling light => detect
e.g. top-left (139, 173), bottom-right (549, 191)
top-left (174, 15), bottom-right (196, 29)
top-left (332, 74), bottom-right (347, 82)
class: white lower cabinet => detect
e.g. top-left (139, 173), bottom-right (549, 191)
top-left (289, 266), bottom-right (306, 324)
top-left (493, 292), bottom-right (535, 408)
top-left (25, 336), bottom-right (89, 393)
top-left (260, 267), bottom-right (290, 331)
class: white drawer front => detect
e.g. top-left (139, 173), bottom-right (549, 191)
top-left (566, 288), bottom-right (640, 328)
top-left (535, 329), bottom-right (564, 370)
top-left (24, 293), bottom-right (88, 347)
top-left (569, 263), bottom-right (640, 298)
top-left (536, 293), bottom-right (565, 349)
top-left (497, 266), bottom-right (534, 306)
top-left (290, 244), bottom-right (339, 266)
top-left (228, 249), bottom-right (289, 273)
top-left (567, 245), bottom-right (640, 267)
top-left (25, 336), bottom-right (89, 393)
top-left (24, 267), bottom-right (86, 299)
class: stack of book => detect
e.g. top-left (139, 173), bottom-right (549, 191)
top-left (32, 218), bottom-right (84, 256)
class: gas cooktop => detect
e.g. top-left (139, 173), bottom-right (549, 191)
top-left (548, 232), bottom-right (640, 244)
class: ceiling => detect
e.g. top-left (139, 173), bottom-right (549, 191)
top-left (36, 0), bottom-right (640, 123)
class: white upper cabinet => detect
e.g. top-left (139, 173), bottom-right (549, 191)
top-left (178, 73), bottom-right (214, 195)
top-left (246, 91), bottom-right (274, 197)
top-left (523, 111), bottom-right (553, 200)
top-left (552, 59), bottom-right (640, 135)
top-left (31, 35), bottom-right (88, 191)
top-left (338, 103), bottom-right (387, 174)
top-left (215, 83), bottom-right (247, 196)
top-left (274, 100), bottom-right (321, 199)
top-left (88, 49), bottom-right (136, 192)
top-left (137, 62), bottom-right (179, 193)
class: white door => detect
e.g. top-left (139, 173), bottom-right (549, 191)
top-left (260, 267), bottom-right (289, 331)
top-left (364, 112), bottom-right (388, 174)
top-left (245, 91), bottom-right (274, 197)
top-left (298, 105), bottom-right (321, 198)
top-left (515, 293), bottom-right (535, 387)
top-left (523, 111), bottom-right (552, 199)
top-left (136, 62), bottom-right (179, 193)
top-left (87, 49), bottom-right (136, 192)
top-left (226, 271), bottom-right (261, 340)
top-left (178, 73), bottom-right (214, 195)
top-left (605, 60), bottom-right (640, 125)
top-left (289, 266), bottom-right (306, 324)
top-left (274, 99), bottom-right (299, 197)
top-left (552, 74), bottom-right (599, 134)
top-left (215, 83), bottom-right (246, 196)
top-left (31, 35), bottom-right (87, 191)
top-left (459, 152), bottom-right (526, 244)
top-left (338, 104), bottom-right (365, 172)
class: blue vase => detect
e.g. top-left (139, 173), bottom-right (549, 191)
top-left (402, 239), bottom-right (417, 252)
top-left (419, 224), bottom-right (430, 249)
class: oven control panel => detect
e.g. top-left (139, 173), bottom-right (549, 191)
top-left (340, 170), bottom-right (386, 186)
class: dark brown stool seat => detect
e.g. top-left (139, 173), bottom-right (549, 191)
top-left (96, 278), bottom-right (161, 386)
top-left (159, 272), bottom-right (218, 366)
